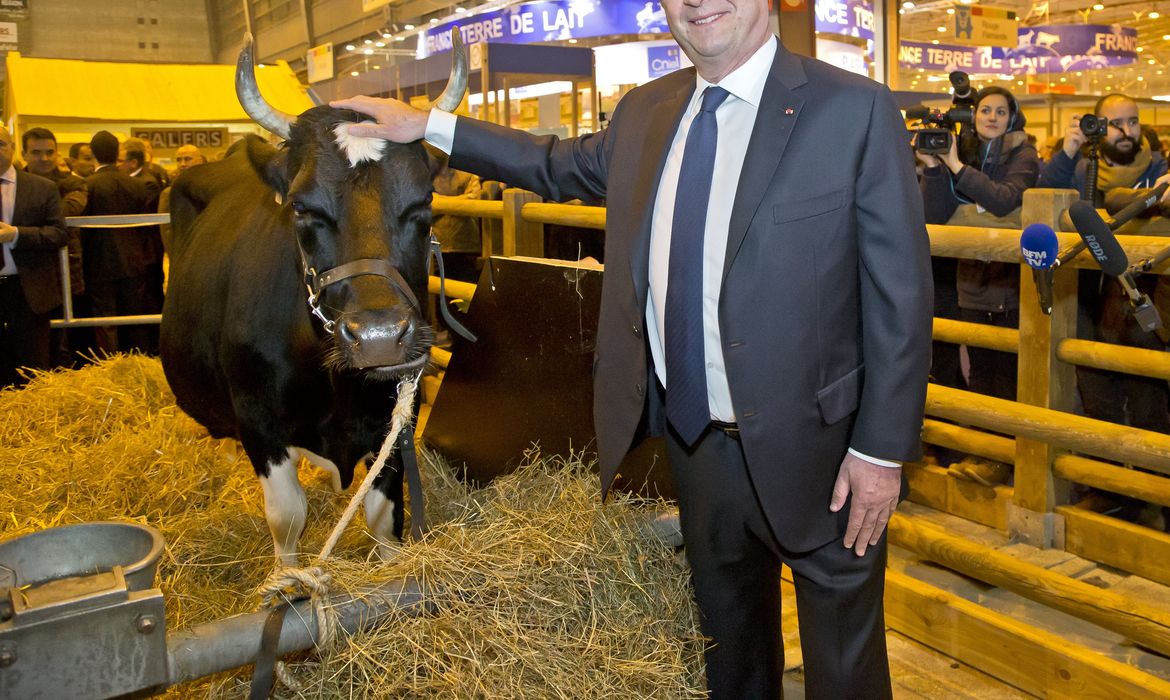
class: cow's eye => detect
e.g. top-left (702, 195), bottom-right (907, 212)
top-left (291, 201), bottom-right (307, 217)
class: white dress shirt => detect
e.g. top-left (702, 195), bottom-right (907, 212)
top-left (423, 41), bottom-right (897, 468)
top-left (0, 165), bottom-right (19, 276)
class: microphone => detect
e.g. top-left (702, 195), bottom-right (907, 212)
top-left (905, 105), bottom-right (931, 121)
top-left (1020, 223), bottom-right (1059, 271)
top-left (1055, 182), bottom-right (1169, 268)
top-left (1107, 181), bottom-right (1169, 230)
top-left (1068, 200), bottom-right (1129, 276)
top-left (1068, 200), bottom-right (1163, 332)
top-left (1020, 223), bottom-right (1059, 314)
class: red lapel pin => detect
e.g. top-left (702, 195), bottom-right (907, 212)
top-left (785, 108), bottom-right (795, 115)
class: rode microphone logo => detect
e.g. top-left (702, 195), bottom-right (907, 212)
top-left (1084, 234), bottom-right (1107, 262)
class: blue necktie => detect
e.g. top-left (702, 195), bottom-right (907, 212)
top-left (665, 85), bottom-right (730, 446)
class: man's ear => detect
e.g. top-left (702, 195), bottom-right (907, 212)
top-left (244, 134), bottom-right (289, 197)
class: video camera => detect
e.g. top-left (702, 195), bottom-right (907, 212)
top-left (910, 71), bottom-right (976, 156)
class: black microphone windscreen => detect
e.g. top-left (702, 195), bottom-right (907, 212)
top-left (1069, 200), bottom-right (1130, 276)
top-left (905, 105), bottom-right (931, 121)
top-left (1020, 223), bottom-right (1060, 270)
top-left (1105, 181), bottom-right (1170, 230)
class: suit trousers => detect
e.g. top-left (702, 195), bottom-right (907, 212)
top-left (87, 275), bottom-right (157, 355)
top-left (0, 276), bottom-right (51, 387)
top-left (665, 425), bottom-right (892, 700)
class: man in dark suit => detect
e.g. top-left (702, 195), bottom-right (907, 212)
top-left (118, 137), bottom-right (165, 353)
top-left (335, 3), bottom-right (932, 696)
top-left (82, 130), bottom-right (155, 355)
top-left (22, 126), bottom-right (90, 368)
top-left (0, 126), bottom-right (69, 387)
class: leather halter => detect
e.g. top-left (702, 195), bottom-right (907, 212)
top-left (296, 232), bottom-right (476, 343)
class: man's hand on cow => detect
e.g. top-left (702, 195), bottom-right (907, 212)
top-left (0, 222), bottom-right (17, 244)
top-left (329, 95), bottom-right (430, 143)
top-left (829, 452), bottom-right (901, 556)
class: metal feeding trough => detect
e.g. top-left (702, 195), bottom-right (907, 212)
top-left (0, 522), bottom-right (169, 699)
top-left (0, 520), bottom-right (430, 699)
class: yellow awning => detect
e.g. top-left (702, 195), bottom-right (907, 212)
top-left (5, 52), bottom-right (314, 122)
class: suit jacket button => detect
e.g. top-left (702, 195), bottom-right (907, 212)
top-left (635, 383), bottom-right (644, 397)
top-left (632, 325), bottom-right (641, 337)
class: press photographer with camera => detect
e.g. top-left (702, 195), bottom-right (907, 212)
top-left (1038, 94), bottom-right (1168, 209)
top-left (1041, 94), bottom-right (1170, 458)
top-left (916, 84), bottom-right (1039, 485)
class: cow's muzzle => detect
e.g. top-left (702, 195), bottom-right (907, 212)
top-left (306, 258), bottom-right (428, 373)
top-left (338, 307), bottom-right (427, 372)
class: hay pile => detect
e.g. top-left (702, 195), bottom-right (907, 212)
top-left (0, 356), bottom-right (707, 698)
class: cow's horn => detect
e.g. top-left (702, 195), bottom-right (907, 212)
top-left (430, 29), bottom-right (469, 113)
top-left (236, 32), bottom-right (295, 140)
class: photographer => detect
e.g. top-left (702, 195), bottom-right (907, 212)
top-left (1046, 95), bottom-right (1170, 455)
top-left (1038, 94), bottom-right (1167, 208)
top-left (917, 86), bottom-right (1039, 485)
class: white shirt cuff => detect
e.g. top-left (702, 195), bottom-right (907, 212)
top-left (848, 448), bottom-right (901, 468)
top-left (425, 109), bottom-right (457, 155)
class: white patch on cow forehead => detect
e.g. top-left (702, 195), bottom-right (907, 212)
top-left (333, 121), bottom-right (387, 167)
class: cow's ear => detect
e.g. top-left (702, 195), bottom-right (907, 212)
top-left (244, 135), bottom-right (289, 196)
top-left (423, 143), bottom-right (448, 180)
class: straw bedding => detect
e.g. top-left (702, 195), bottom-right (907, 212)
top-left (0, 355), bottom-right (707, 698)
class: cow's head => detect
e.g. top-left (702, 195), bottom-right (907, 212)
top-left (235, 32), bottom-right (467, 377)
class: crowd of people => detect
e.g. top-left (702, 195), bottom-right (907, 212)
top-left (0, 127), bottom-right (208, 386)
top-left (915, 88), bottom-right (1170, 526)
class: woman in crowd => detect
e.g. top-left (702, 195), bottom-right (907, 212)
top-left (917, 86), bottom-right (1040, 483)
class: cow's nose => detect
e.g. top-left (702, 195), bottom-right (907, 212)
top-left (340, 309), bottom-right (418, 368)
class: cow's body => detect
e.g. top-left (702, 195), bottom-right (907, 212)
top-left (161, 116), bottom-right (437, 565)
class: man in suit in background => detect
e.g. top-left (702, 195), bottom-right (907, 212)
top-left (334, 0), bottom-right (932, 696)
top-left (83, 131), bottom-right (155, 355)
top-left (22, 126), bottom-right (90, 368)
top-left (0, 126), bottom-right (69, 386)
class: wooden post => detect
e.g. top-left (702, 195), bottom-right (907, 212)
top-left (502, 189), bottom-right (543, 258)
top-left (1012, 188), bottom-right (1080, 546)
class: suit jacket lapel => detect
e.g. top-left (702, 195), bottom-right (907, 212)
top-left (722, 44), bottom-right (808, 284)
top-left (628, 77), bottom-right (693, 312)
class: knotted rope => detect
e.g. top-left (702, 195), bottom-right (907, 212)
top-left (252, 371), bottom-right (421, 696)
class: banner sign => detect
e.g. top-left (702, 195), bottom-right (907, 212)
top-left (952, 5), bottom-right (1018, 48)
top-left (0, 22), bottom-right (16, 52)
top-left (0, 0), bottom-right (27, 18)
top-left (646, 45), bottom-right (681, 79)
top-left (306, 42), bottom-right (333, 84)
top-left (898, 24), bottom-right (1137, 75)
top-left (132, 128), bottom-right (228, 150)
top-left (419, 0), bottom-right (671, 57)
top-left (814, 0), bottom-right (873, 41)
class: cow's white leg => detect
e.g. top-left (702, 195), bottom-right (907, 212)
top-left (294, 446), bottom-right (342, 493)
top-left (364, 488), bottom-right (400, 562)
top-left (259, 451), bottom-right (307, 567)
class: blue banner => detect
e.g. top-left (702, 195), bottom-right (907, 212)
top-left (898, 24), bottom-right (1137, 75)
top-left (420, 0), bottom-right (671, 57)
top-left (814, 0), bottom-right (874, 41)
top-left (646, 44), bottom-right (682, 79)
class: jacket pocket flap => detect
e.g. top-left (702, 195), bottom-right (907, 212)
top-left (773, 188), bottom-right (847, 224)
top-left (816, 364), bottom-right (864, 425)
